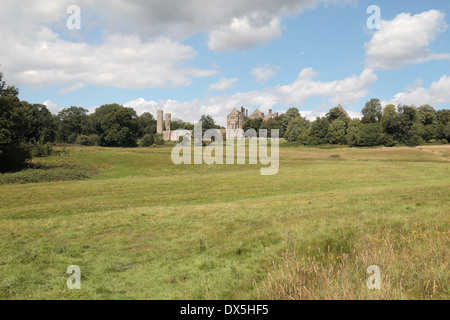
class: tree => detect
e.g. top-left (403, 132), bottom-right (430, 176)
top-left (436, 109), bottom-right (450, 140)
top-left (91, 104), bottom-right (138, 147)
top-left (327, 119), bottom-right (347, 145)
top-left (0, 71), bottom-right (19, 97)
top-left (355, 123), bottom-right (384, 147)
top-left (243, 118), bottom-right (263, 133)
top-left (153, 133), bottom-right (164, 145)
top-left (57, 106), bottom-right (90, 143)
top-left (362, 99), bottom-right (382, 123)
top-left (260, 117), bottom-right (283, 137)
top-left (285, 107), bottom-right (301, 120)
top-left (404, 122), bottom-right (424, 146)
top-left (437, 109), bottom-right (450, 125)
top-left (381, 105), bottom-right (400, 134)
top-left (137, 112), bottom-right (156, 138)
top-left (346, 119), bottom-right (361, 147)
top-left (398, 105), bottom-right (419, 144)
top-left (416, 105), bottom-right (437, 141)
top-left (282, 107), bottom-right (301, 132)
top-left (381, 104), bottom-right (401, 144)
top-left (198, 115), bottom-right (216, 133)
top-left (285, 116), bottom-right (309, 142)
top-left (139, 134), bottom-right (154, 147)
top-left (308, 117), bottom-right (329, 145)
top-left (0, 75), bottom-right (31, 171)
top-left (22, 102), bottom-right (57, 144)
top-left (326, 105), bottom-right (350, 123)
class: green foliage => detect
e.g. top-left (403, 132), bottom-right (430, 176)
top-left (56, 107), bottom-right (90, 143)
top-left (75, 135), bottom-right (89, 146)
top-left (0, 94), bottom-right (31, 172)
top-left (280, 107), bottom-right (302, 133)
top-left (381, 104), bottom-right (401, 137)
top-left (308, 117), bottom-right (329, 145)
top-left (361, 99), bottom-right (382, 123)
top-left (0, 72), bottom-right (19, 97)
top-left (260, 118), bottom-right (283, 137)
top-left (139, 134), bottom-right (154, 147)
top-left (29, 140), bottom-right (53, 158)
top-left (355, 122), bottom-right (384, 147)
top-left (285, 117), bottom-right (309, 142)
top-left (91, 104), bottom-right (138, 147)
top-left (137, 112), bottom-right (156, 138)
top-left (417, 105), bottom-right (437, 126)
top-left (153, 133), bottom-right (164, 145)
top-left (326, 105), bottom-right (350, 123)
top-left (74, 134), bottom-right (100, 146)
top-left (326, 119), bottom-right (347, 145)
top-left (21, 102), bottom-right (56, 144)
top-left (199, 115), bottom-right (216, 133)
top-left (403, 122), bottom-right (425, 146)
top-left (0, 162), bottom-right (94, 185)
top-left (346, 119), bottom-right (361, 147)
top-left (87, 134), bottom-right (101, 146)
top-left (437, 109), bottom-right (450, 125)
top-left (243, 118), bottom-right (263, 133)
top-left (285, 107), bottom-right (301, 119)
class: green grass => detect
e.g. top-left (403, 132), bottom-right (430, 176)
top-left (0, 143), bottom-right (448, 299)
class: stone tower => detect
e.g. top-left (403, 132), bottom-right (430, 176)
top-left (165, 113), bottom-right (171, 131)
top-left (157, 110), bottom-right (164, 134)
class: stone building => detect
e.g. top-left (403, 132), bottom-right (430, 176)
top-left (249, 109), bottom-right (265, 120)
top-left (227, 107), bottom-right (248, 130)
top-left (263, 109), bottom-right (279, 121)
top-left (157, 110), bottom-right (192, 141)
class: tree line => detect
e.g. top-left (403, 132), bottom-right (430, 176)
top-left (244, 100), bottom-right (450, 147)
top-left (0, 72), bottom-right (200, 171)
top-left (1, 71), bottom-right (449, 172)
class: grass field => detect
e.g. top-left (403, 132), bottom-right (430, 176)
top-left (0, 143), bottom-right (449, 299)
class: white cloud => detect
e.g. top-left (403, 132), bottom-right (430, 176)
top-left (0, 0), bottom-right (354, 90)
top-left (0, 29), bottom-right (217, 90)
top-left (385, 75), bottom-right (450, 107)
top-left (365, 10), bottom-right (450, 70)
top-left (95, 0), bottom-right (335, 45)
top-left (57, 82), bottom-right (86, 95)
top-left (208, 78), bottom-right (239, 91)
top-left (42, 100), bottom-right (62, 114)
top-left (208, 16), bottom-right (282, 52)
top-left (125, 68), bottom-right (377, 126)
top-left (276, 68), bottom-right (378, 106)
top-left (251, 65), bottom-right (280, 84)
top-left (0, 1), bottom-right (221, 91)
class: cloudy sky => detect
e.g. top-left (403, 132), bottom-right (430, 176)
top-left (1, 0), bottom-right (449, 125)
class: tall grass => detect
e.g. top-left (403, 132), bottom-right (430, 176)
top-left (259, 228), bottom-right (449, 300)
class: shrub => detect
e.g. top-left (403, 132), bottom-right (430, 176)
top-left (139, 134), bottom-right (154, 147)
top-left (75, 135), bottom-right (90, 146)
top-left (29, 140), bottom-right (53, 158)
top-left (153, 133), bottom-right (164, 145)
top-left (0, 142), bottom-right (31, 172)
top-left (67, 132), bottom-right (78, 144)
top-left (382, 134), bottom-right (397, 147)
top-left (87, 134), bottom-right (101, 146)
top-left (356, 123), bottom-right (384, 147)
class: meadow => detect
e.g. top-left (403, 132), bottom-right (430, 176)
top-left (0, 142), bottom-right (448, 299)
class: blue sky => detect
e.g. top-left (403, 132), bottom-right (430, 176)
top-left (1, 0), bottom-right (449, 125)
